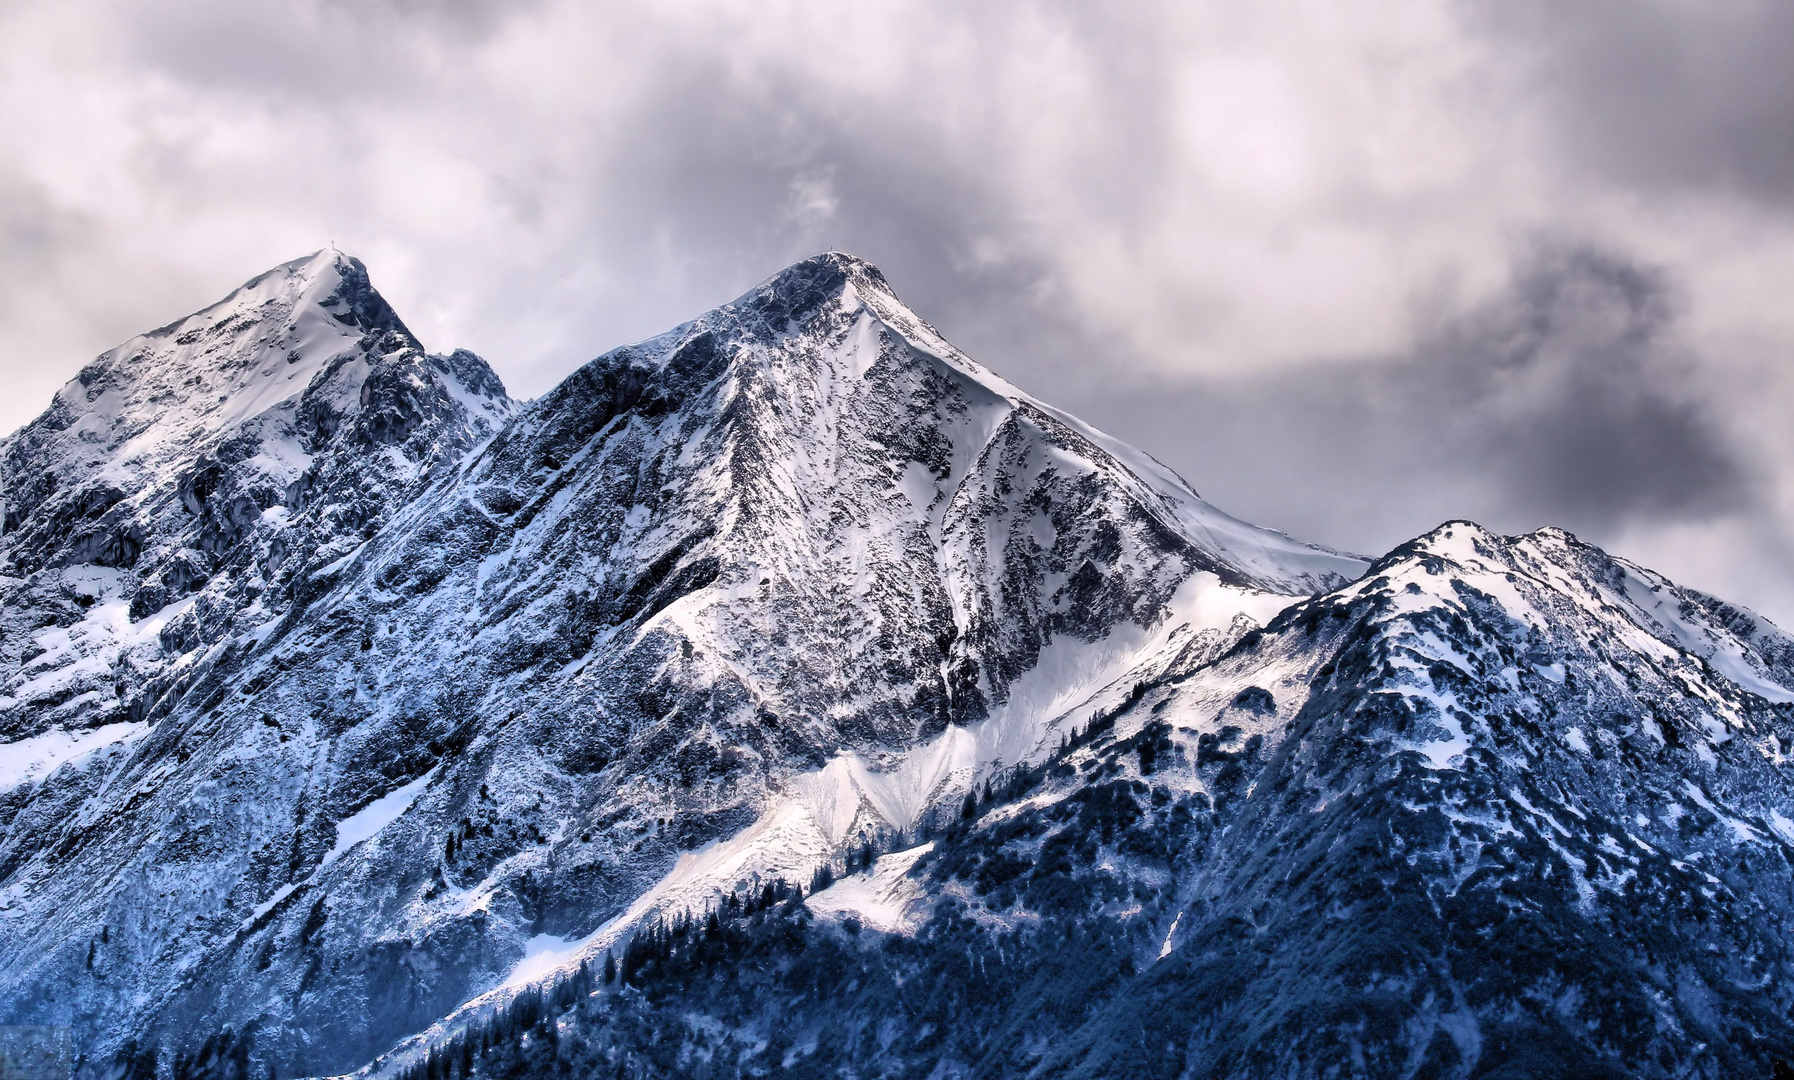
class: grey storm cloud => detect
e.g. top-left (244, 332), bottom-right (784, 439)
top-left (0, 0), bottom-right (1791, 621)
top-left (1077, 244), bottom-right (1752, 552)
top-left (1416, 245), bottom-right (1747, 525)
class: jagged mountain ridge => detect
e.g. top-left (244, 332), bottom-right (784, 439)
top-left (0, 251), bottom-right (1363, 1075)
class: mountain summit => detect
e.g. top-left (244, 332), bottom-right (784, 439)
top-left (0, 249), bottom-right (511, 742)
top-left (1, 253), bottom-right (1792, 1079)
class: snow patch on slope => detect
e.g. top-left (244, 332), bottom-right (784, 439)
top-left (1617, 572), bottom-right (1794, 704)
top-left (806, 842), bottom-right (934, 934)
top-left (0, 721), bottom-right (147, 792)
top-left (977, 571), bottom-right (1295, 766)
top-left (325, 768), bottom-right (438, 867)
top-left (3, 590), bottom-right (193, 714)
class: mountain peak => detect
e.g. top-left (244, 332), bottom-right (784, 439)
top-left (16, 249), bottom-right (421, 459)
top-left (765, 250), bottom-right (890, 291)
top-left (235, 247), bottom-right (413, 342)
top-left (720, 251), bottom-right (900, 336)
top-left (0, 247), bottom-right (506, 593)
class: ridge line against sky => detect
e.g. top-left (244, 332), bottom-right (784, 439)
top-left (2, 0), bottom-right (1792, 625)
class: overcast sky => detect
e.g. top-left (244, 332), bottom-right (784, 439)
top-left (4, 0), bottom-right (1793, 623)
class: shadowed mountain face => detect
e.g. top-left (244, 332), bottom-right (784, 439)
top-left (1, 252), bottom-right (1791, 1080)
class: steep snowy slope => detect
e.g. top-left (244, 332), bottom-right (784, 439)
top-left (465, 522), bottom-right (1794, 1079)
top-left (0, 252), bottom-right (1362, 1076)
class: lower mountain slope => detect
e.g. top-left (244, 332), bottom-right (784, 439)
top-left (432, 522), bottom-right (1794, 1080)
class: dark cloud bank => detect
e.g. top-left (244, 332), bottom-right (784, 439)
top-left (1080, 243), bottom-right (1754, 556)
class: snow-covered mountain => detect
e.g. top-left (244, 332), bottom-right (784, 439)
top-left (1, 251), bottom-right (1791, 1079)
